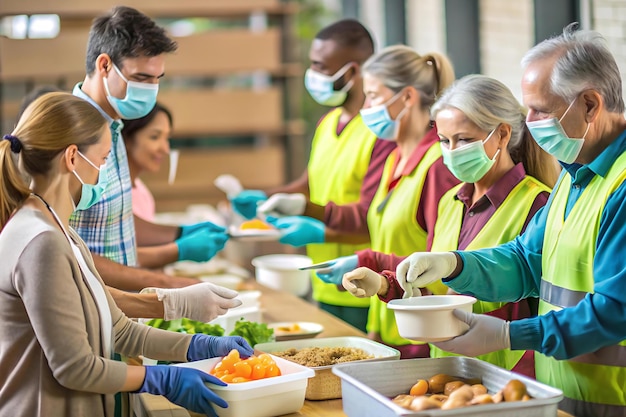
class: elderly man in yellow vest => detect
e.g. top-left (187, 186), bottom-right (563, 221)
top-left (345, 24), bottom-right (626, 417)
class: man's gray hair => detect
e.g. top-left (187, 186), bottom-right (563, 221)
top-left (521, 23), bottom-right (624, 114)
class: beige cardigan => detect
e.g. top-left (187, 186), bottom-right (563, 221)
top-left (0, 208), bottom-right (193, 417)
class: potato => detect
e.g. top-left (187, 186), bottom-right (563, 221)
top-left (429, 394), bottom-right (449, 404)
top-left (441, 384), bottom-right (474, 409)
top-left (409, 396), bottom-right (442, 411)
top-left (392, 394), bottom-right (415, 409)
top-left (409, 379), bottom-right (429, 396)
top-left (428, 374), bottom-right (458, 394)
top-left (502, 379), bottom-right (527, 402)
top-left (444, 381), bottom-right (467, 396)
top-left (471, 384), bottom-right (488, 396)
top-left (470, 394), bottom-right (494, 405)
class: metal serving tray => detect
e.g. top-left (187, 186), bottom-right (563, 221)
top-left (332, 356), bottom-right (563, 417)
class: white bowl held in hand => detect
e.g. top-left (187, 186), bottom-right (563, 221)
top-left (387, 295), bottom-right (476, 342)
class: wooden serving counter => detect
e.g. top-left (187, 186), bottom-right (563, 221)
top-left (132, 280), bottom-right (573, 417)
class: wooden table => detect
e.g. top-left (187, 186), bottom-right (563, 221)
top-left (133, 280), bottom-right (574, 417)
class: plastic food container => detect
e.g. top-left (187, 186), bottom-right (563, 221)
top-left (332, 356), bottom-right (563, 417)
top-left (175, 354), bottom-right (314, 417)
top-left (255, 336), bottom-right (400, 400)
top-left (387, 295), bottom-right (476, 342)
top-left (251, 254), bottom-right (312, 296)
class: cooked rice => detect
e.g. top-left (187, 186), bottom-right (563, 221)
top-left (272, 346), bottom-right (373, 367)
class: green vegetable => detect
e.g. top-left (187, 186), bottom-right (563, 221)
top-left (229, 318), bottom-right (274, 346)
top-left (144, 318), bottom-right (225, 336)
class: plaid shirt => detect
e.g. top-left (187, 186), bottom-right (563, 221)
top-left (70, 83), bottom-right (137, 266)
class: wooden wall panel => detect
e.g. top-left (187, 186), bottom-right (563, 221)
top-left (167, 29), bottom-right (281, 75)
top-left (0, 0), bottom-right (280, 18)
top-left (157, 88), bottom-right (283, 136)
top-left (141, 146), bottom-right (285, 211)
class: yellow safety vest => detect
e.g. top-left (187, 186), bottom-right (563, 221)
top-left (430, 176), bottom-right (550, 370)
top-left (366, 142), bottom-right (445, 346)
top-left (307, 108), bottom-right (378, 307)
top-left (538, 150), bottom-right (626, 417)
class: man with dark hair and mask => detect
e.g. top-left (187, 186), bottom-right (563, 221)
top-left (230, 19), bottom-right (397, 331)
top-left (70, 7), bottom-right (241, 323)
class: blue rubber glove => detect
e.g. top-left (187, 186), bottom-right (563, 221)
top-left (179, 221), bottom-right (226, 238)
top-left (137, 365), bottom-right (227, 417)
top-left (175, 229), bottom-right (229, 262)
top-left (187, 334), bottom-right (254, 361)
top-left (266, 215), bottom-right (325, 247)
top-left (230, 190), bottom-right (267, 219)
top-left (432, 309), bottom-right (511, 357)
top-left (315, 255), bottom-right (359, 284)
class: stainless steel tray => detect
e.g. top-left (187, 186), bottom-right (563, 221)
top-left (332, 356), bottom-right (563, 417)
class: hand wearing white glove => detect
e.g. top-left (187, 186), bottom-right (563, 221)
top-left (342, 267), bottom-right (384, 298)
top-left (432, 309), bottom-right (510, 357)
top-left (147, 283), bottom-right (242, 322)
top-left (396, 252), bottom-right (458, 298)
top-left (257, 193), bottom-right (307, 217)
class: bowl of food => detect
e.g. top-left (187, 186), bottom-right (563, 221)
top-left (387, 295), bottom-right (476, 342)
top-left (251, 254), bottom-right (312, 296)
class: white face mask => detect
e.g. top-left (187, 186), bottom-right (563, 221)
top-left (304, 62), bottom-right (355, 106)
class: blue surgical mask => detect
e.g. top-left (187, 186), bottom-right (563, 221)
top-left (359, 92), bottom-right (408, 140)
top-left (72, 151), bottom-right (107, 211)
top-left (441, 128), bottom-right (500, 183)
top-left (103, 64), bottom-right (159, 119)
top-left (526, 98), bottom-right (590, 164)
top-left (304, 63), bottom-right (354, 106)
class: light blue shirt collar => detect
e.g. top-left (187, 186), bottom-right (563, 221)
top-left (72, 82), bottom-right (124, 138)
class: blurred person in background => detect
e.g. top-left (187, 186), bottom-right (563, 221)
top-left (0, 92), bottom-right (254, 417)
top-left (342, 74), bottom-right (559, 375)
top-left (230, 19), bottom-right (396, 332)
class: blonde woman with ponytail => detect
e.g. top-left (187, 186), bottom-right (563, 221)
top-left (0, 92), bottom-right (253, 417)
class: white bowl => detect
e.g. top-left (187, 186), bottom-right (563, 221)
top-left (251, 254), bottom-right (312, 296)
top-left (387, 295), bottom-right (476, 342)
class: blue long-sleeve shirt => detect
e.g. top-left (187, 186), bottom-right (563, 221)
top-left (447, 129), bottom-right (626, 360)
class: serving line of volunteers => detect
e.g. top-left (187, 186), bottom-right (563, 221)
top-left (260, 45), bottom-right (460, 358)
top-left (230, 20), bottom-right (397, 332)
top-left (339, 25), bottom-right (626, 417)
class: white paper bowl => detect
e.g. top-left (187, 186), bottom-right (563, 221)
top-left (251, 254), bottom-right (312, 296)
top-left (387, 295), bottom-right (476, 342)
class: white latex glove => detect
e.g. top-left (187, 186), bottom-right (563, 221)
top-left (342, 267), bottom-right (384, 298)
top-left (148, 283), bottom-right (243, 322)
top-left (396, 252), bottom-right (457, 298)
top-left (257, 193), bottom-right (306, 217)
top-left (432, 309), bottom-right (511, 356)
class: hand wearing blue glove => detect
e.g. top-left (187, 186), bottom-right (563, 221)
top-left (432, 309), bottom-right (510, 357)
top-left (175, 229), bottom-right (229, 262)
top-left (179, 221), bottom-right (226, 238)
top-left (137, 365), bottom-right (227, 417)
top-left (266, 215), bottom-right (325, 247)
top-left (230, 190), bottom-right (267, 219)
top-left (187, 334), bottom-right (254, 361)
top-left (315, 255), bottom-right (358, 284)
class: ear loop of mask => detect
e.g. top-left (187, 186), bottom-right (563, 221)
top-left (559, 96), bottom-right (591, 139)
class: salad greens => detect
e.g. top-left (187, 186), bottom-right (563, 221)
top-left (144, 318), bottom-right (274, 346)
top-left (144, 318), bottom-right (225, 336)
top-left (229, 319), bottom-right (274, 346)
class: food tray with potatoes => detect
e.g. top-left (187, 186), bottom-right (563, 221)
top-left (332, 356), bottom-right (562, 417)
top-left (254, 336), bottom-right (400, 400)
